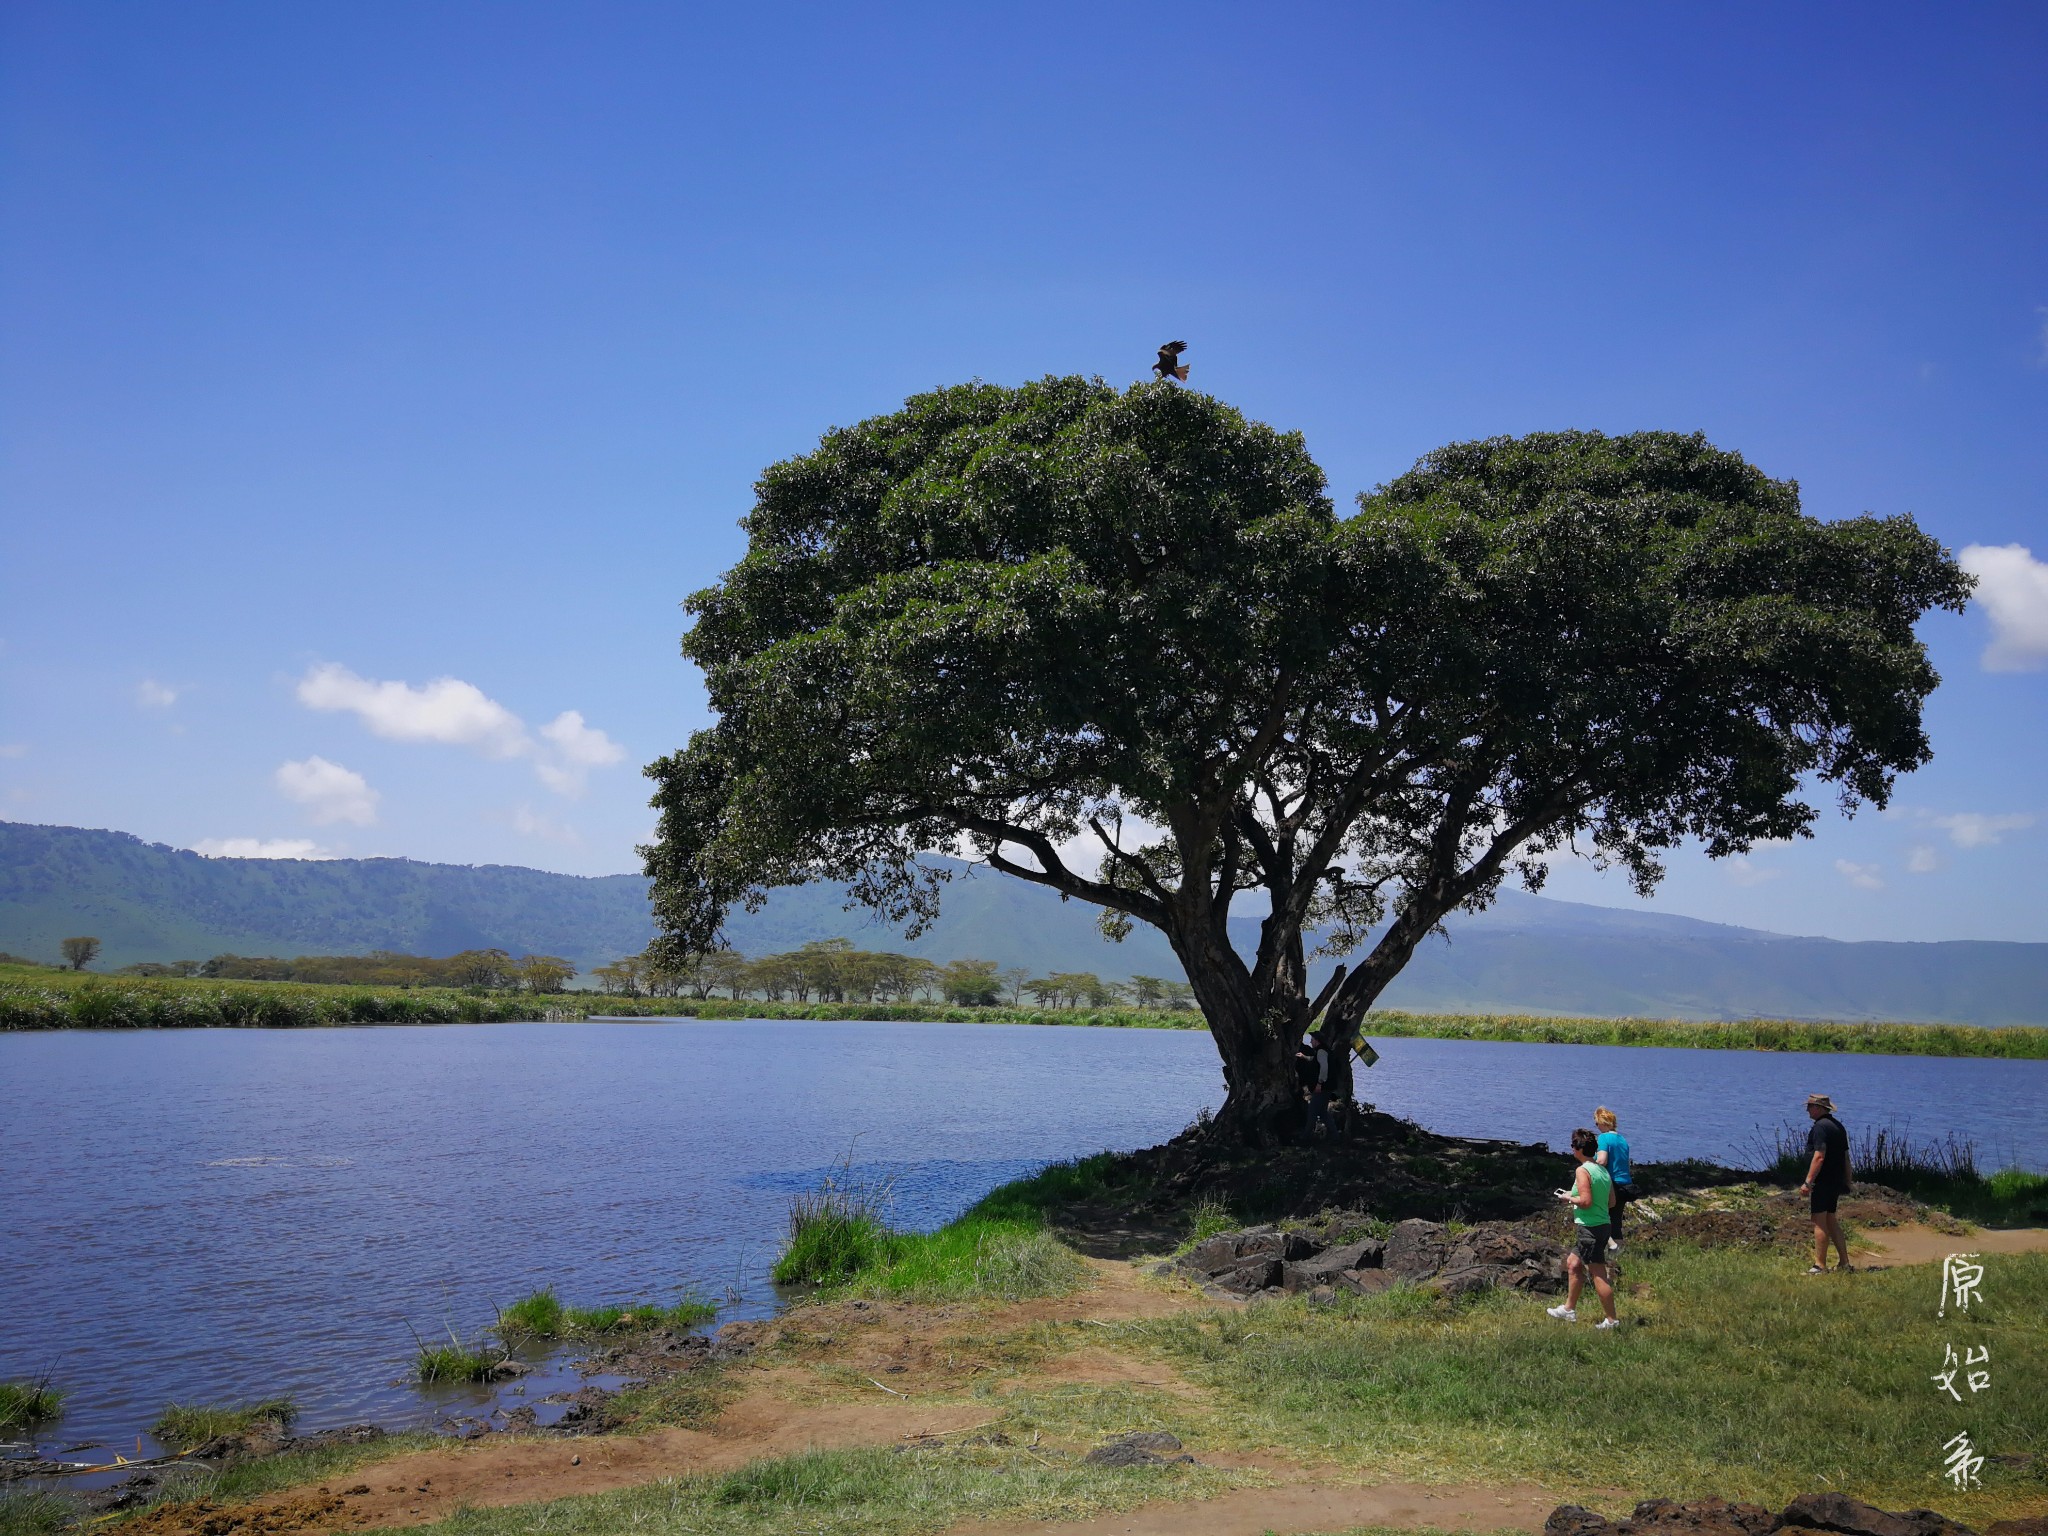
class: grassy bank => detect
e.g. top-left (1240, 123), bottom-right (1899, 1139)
top-left (1758, 1124), bottom-right (2048, 1225)
top-left (770, 1156), bottom-right (1120, 1300)
top-left (5, 964), bottom-right (2043, 1056)
top-left (1367, 1009), bottom-right (2048, 1059)
top-left (1131, 1245), bottom-right (2047, 1519)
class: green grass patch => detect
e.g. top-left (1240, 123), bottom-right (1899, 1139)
top-left (151, 1397), bottom-right (297, 1449)
top-left (139, 1430), bottom-right (440, 1516)
top-left (1132, 1244), bottom-right (2048, 1521)
top-left (772, 1158), bottom-right (1107, 1301)
top-left (497, 1286), bottom-right (717, 1341)
top-left (0, 1377), bottom-right (63, 1433)
top-left (398, 1440), bottom-right (1237, 1536)
top-left (1368, 1008), bottom-right (2048, 1059)
top-left (413, 1334), bottom-right (503, 1384)
top-left (1757, 1124), bottom-right (2048, 1225)
top-left (0, 1492), bottom-right (71, 1536)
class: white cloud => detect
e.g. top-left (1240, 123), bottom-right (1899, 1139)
top-left (1722, 855), bottom-right (1780, 887)
top-left (512, 803), bottom-right (583, 846)
top-left (1906, 844), bottom-right (1940, 874)
top-left (0, 743), bottom-right (25, 759)
top-left (1834, 858), bottom-right (1884, 892)
top-left (275, 755), bottom-right (380, 826)
top-left (533, 710), bottom-right (625, 797)
top-left (194, 837), bottom-right (336, 860)
top-left (136, 679), bottom-right (179, 710)
top-left (1959, 544), bottom-right (2048, 671)
top-left (295, 663), bottom-right (624, 797)
top-left (298, 663), bottom-right (528, 756)
top-left (1931, 811), bottom-right (2036, 849)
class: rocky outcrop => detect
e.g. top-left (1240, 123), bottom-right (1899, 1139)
top-left (1547, 1494), bottom-right (1988, 1536)
top-left (1084, 1430), bottom-right (1196, 1467)
top-left (1172, 1217), bottom-right (1564, 1299)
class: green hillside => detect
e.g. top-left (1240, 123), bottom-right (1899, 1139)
top-left (5, 820), bottom-right (2047, 1024)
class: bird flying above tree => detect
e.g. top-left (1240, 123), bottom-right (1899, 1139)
top-left (1154, 341), bottom-right (1189, 381)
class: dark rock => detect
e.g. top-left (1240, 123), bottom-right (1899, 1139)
top-left (500, 1406), bottom-right (539, 1432)
top-left (1426, 1265), bottom-right (1505, 1299)
top-left (487, 1359), bottom-right (531, 1379)
top-left (1085, 1441), bottom-right (1167, 1467)
top-left (1336, 1268), bottom-right (1399, 1296)
top-left (1547, 1504), bottom-right (1619, 1536)
top-left (1084, 1431), bottom-right (1192, 1468)
top-left (1630, 1496), bottom-right (1781, 1536)
top-left (1182, 1229), bottom-right (1316, 1277)
top-left (1282, 1239), bottom-right (1387, 1291)
top-left (1780, 1496), bottom-right (1975, 1536)
top-left (1214, 1257), bottom-right (1283, 1294)
top-left (1383, 1219), bottom-right (1448, 1279)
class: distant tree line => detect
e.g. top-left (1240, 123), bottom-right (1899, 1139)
top-left (115, 948), bottom-right (579, 994)
top-left (14, 933), bottom-right (1191, 1008)
top-left (587, 937), bottom-right (1195, 1009)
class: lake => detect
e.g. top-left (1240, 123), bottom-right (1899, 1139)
top-left (5, 1018), bottom-right (2044, 1459)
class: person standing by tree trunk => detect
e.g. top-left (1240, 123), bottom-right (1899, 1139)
top-left (1801, 1094), bottom-right (1853, 1274)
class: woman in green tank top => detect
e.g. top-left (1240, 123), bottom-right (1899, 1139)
top-left (1548, 1127), bottom-right (1618, 1328)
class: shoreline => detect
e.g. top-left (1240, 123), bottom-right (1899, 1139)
top-left (3, 976), bottom-right (2045, 1058)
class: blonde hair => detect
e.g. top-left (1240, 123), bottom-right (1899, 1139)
top-left (1594, 1107), bottom-right (1618, 1131)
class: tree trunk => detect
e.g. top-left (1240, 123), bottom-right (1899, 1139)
top-left (1170, 920), bottom-right (1307, 1148)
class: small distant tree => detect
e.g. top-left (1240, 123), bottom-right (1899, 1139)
top-left (1128, 975), bottom-right (1167, 1008)
top-left (168, 959), bottom-right (202, 978)
top-left (61, 936), bottom-right (101, 971)
top-left (451, 948), bottom-right (514, 989)
top-left (998, 966), bottom-right (1031, 1006)
top-left (1023, 976), bottom-right (1062, 1007)
top-left (939, 958), bottom-right (1002, 1006)
top-left (516, 954), bottom-right (575, 994)
top-left (591, 958), bottom-right (645, 997)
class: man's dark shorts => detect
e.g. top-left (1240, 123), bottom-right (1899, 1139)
top-left (1573, 1224), bottom-right (1612, 1266)
top-left (1810, 1186), bottom-right (1842, 1216)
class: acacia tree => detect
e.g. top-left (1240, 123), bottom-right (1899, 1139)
top-left (645, 379), bottom-right (1971, 1144)
top-left (61, 936), bottom-right (101, 971)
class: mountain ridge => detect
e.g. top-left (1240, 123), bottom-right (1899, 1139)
top-left (3, 820), bottom-right (2043, 1025)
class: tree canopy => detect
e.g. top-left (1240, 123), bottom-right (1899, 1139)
top-left (645, 377), bottom-right (1972, 1141)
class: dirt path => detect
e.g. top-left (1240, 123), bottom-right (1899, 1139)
top-left (117, 1261), bottom-right (1221, 1536)
top-left (951, 1479), bottom-right (1559, 1536)
top-left (1862, 1223), bottom-right (2048, 1269)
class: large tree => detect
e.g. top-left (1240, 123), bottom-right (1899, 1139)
top-left (644, 378), bottom-right (1971, 1143)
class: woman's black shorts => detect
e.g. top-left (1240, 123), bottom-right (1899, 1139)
top-left (1573, 1224), bottom-right (1612, 1265)
top-left (1810, 1186), bottom-right (1841, 1215)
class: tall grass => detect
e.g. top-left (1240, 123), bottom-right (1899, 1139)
top-left (0, 1492), bottom-right (72, 1536)
top-left (497, 1287), bottom-right (717, 1341)
top-left (410, 1326), bottom-right (503, 1385)
top-left (772, 1168), bottom-right (899, 1286)
top-left (770, 1156), bottom-right (1110, 1300)
top-left (1757, 1123), bottom-right (2048, 1225)
top-left (1367, 1009), bottom-right (2048, 1059)
top-left (0, 1376), bottom-right (63, 1433)
top-left (152, 1398), bottom-right (297, 1449)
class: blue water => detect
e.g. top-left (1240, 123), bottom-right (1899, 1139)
top-left (3, 1019), bottom-right (2042, 1458)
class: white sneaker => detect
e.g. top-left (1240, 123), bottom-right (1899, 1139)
top-left (1594, 1317), bottom-right (1620, 1331)
top-left (1607, 1239), bottom-right (1621, 1254)
top-left (1546, 1304), bottom-right (1576, 1321)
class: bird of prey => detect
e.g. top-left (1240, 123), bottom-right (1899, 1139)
top-left (1153, 341), bottom-right (1190, 381)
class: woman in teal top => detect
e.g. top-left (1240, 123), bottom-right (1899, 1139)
top-left (1548, 1127), bottom-right (1619, 1328)
top-left (1595, 1106), bottom-right (1632, 1253)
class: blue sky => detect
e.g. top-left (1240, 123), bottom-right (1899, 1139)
top-left (2, 3), bottom-right (2044, 943)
